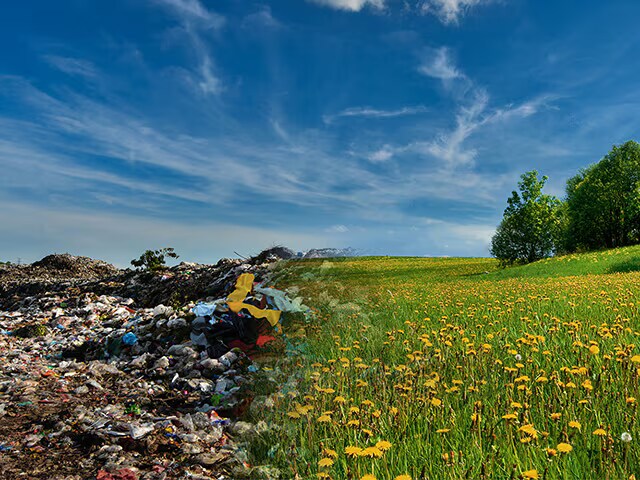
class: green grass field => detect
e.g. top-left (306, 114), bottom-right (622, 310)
top-left (254, 246), bottom-right (640, 480)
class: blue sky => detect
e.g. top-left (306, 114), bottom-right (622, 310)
top-left (2, 0), bottom-right (640, 266)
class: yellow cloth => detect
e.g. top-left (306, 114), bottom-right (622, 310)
top-left (226, 273), bottom-right (282, 327)
top-left (226, 273), bottom-right (255, 303)
top-left (227, 301), bottom-right (281, 327)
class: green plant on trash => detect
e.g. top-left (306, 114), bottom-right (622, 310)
top-left (130, 247), bottom-right (179, 272)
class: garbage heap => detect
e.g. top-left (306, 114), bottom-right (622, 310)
top-left (0, 248), bottom-right (307, 480)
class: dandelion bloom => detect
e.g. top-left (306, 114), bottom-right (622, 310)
top-left (317, 415), bottom-right (332, 423)
top-left (394, 476), bottom-right (412, 480)
top-left (631, 355), bottom-right (640, 363)
top-left (376, 440), bottom-right (392, 451)
top-left (359, 446), bottom-right (383, 458)
top-left (436, 428), bottom-right (450, 433)
top-left (361, 475), bottom-right (376, 480)
top-left (345, 446), bottom-right (363, 457)
top-left (557, 443), bottom-right (573, 453)
top-left (546, 448), bottom-right (557, 456)
top-left (589, 345), bottom-right (600, 355)
top-left (317, 473), bottom-right (330, 479)
top-left (318, 458), bottom-right (334, 467)
top-left (324, 448), bottom-right (338, 458)
top-left (568, 421), bottom-right (582, 430)
top-left (522, 470), bottom-right (539, 479)
top-left (593, 428), bottom-right (607, 436)
top-left (550, 413), bottom-right (561, 420)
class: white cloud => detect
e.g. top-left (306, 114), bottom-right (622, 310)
top-left (326, 224), bottom-right (349, 233)
top-left (154, 0), bottom-right (224, 96)
top-left (324, 105), bottom-right (429, 123)
top-left (367, 144), bottom-right (395, 163)
top-left (154, 0), bottom-right (224, 29)
top-left (243, 6), bottom-right (282, 29)
top-left (418, 47), bottom-right (463, 80)
top-left (420, 0), bottom-right (497, 25)
top-left (309, 0), bottom-right (385, 12)
top-left (43, 55), bottom-right (98, 79)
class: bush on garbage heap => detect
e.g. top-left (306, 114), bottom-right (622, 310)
top-left (130, 247), bottom-right (179, 272)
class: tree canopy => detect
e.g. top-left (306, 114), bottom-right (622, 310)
top-left (490, 171), bottom-right (561, 265)
top-left (564, 140), bottom-right (640, 251)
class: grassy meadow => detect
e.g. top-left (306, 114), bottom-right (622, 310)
top-left (256, 246), bottom-right (640, 480)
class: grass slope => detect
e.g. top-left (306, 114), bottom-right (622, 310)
top-left (255, 248), bottom-right (640, 480)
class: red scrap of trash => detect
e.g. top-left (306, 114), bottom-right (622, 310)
top-left (96, 468), bottom-right (138, 480)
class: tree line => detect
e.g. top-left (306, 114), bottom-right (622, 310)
top-left (491, 140), bottom-right (640, 265)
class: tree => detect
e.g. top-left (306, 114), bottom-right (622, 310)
top-left (564, 141), bottom-right (640, 251)
top-left (491, 171), bottom-right (561, 265)
top-left (131, 247), bottom-right (179, 272)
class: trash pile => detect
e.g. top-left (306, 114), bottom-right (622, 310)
top-left (0, 249), bottom-right (308, 480)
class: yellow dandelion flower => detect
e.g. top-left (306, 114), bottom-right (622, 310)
top-left (324, 448), bottom-right (338, 458)
top-left (502, 413), bottom-right (518, 420)
top-left (431, 398), bottom-right (442, 407)
top-left (627, 397), bottom-right (636, 405)
top-left (631, 355), bottom-right (640, 363)
top-left (550, 413), bottom-right (562, 420)
top-left (546, 448), bottom-right (557, 456)
top-left (317, 473), bottom-right (330, 479)
top-left (569, 421), bottom-right (582, 430)
top-left (345, 446), bottom-right (362, 457)
top-left (557, 442), bottom-right (573, 453)
top-left (593, 428), bottom-right (607, 436)
top-left (375, 440), bottom-right (392, 451)
top-left (359, 446), bottom-right (383, 458)
top-left (519, 424), bottom-right (538, 438)
top-left (334, 396), bottom-right (347, 404)
top-left (436, 428), bottom-right (450, 433)
top-left (287, 411), bottom-right (301, 419)
top-left (318, 458), bottom-right (334, 467)
top-left (589, 345), bottom-right (600, 355)
top-left (394, 476), bottom-right (412, 480)
top-left (511, 402), bottom-right (523, 409)
top-left (522, 469), bottom-right (539, 479)
top-left (360, 475), bottom-right (376, 480)
top-left (346, 419), bottom-right (360, 427)
top-left (317, 415), bottom-right (332, 423)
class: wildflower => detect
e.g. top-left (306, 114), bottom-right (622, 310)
top-left (593, 428), bottom-right (607, 436)
top-left (317, 473), bottom-right (330, 479)
top-left (522, 470), bottom-right (539, 479)
top-left (550, 413), bottom-right (561, 421)
top-left (631, 355), bottom-right (640, 363)
top-left (345, 446), bottom-right (362, 457)
top-left (568, 421), bottom-right (582, 430)
top-left (557, 442), bottom-right (573, 453)
top-left (627, 397), bottom-right (636, 405)
top-left (317, 415), bottom-right (332, 423)
top-left (287, 411), bottom-right (301, 419)
top-left (589, 345), bottom-right (600, 355)
top-left (546, 448), bottom-right (557, 456)
top-left (359, 446), bottom-right (383, 458)
top-left (318, 458), bottom-right (334, 467)
top-left (515, 354), bottom-right (522, 361)
top-left (360, 476), bottom-right (376, 480)
top-left (375, 440), bottom-right (392, 451)
top-left (431, 398), bottom-right (442, 407)
top-left (324, 448), bottom-right (338, 458)
top-left (334, 396), bottom-right (347, 404)
top-left (502, 413), bottom-right (517, 420)
top-left (436, 428), bottom-right (450, 433)
top-left (394, 476), bottom-right (412, 480)
top-left (621, 432), bottom-right (632, 443)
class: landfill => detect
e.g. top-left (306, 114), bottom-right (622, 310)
top-left (0, 248), bottom-right (308, 479)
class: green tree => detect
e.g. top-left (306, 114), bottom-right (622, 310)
top-left (565, 141), bottom-right (640, 251)
top-left (131, 247), bottom-right (179, 272)
top-left (491, 171), bottom-right (561, 265)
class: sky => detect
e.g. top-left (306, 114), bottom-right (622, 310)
top-left (2, 0), bottom-right (640, 266)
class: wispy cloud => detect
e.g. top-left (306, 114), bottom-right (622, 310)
top-left (418, 47), bottom-right (463, 80)
top-left (42, 55), bottom-right (98, 79)
top-left (419, 0), bottom-right (498, 25)
top-left (154, 0), bottom-right (224, 96)
top-left (323, 105), bottom-right (429, 123)
top-left (309, 0), bottom-right (385, 12)
top-left (242, 6), bottom-right (282, 29)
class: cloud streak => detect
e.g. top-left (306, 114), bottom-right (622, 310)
top-left (324, 105), bottom-right (429, 123)
top-left (309, 0), bottom-right (385, 11)
top-left (420, 0), bottom-right (498, 25)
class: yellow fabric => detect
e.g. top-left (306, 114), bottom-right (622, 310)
top-left (227, 301), bottom-right (282, 327)
top-left (226, 273), bottom-right (255, 303)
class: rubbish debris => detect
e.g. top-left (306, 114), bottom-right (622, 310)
top-left (0, 248), bottom-right (309, 479)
